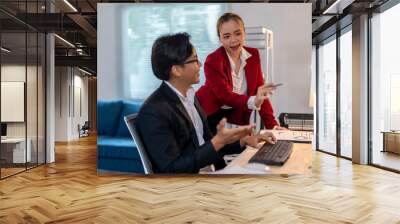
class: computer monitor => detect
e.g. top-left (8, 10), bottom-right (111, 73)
top-left (1, 123), bottom-right (7, 137)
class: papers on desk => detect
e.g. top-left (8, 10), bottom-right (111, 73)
top-left (261, 130), bottom-right (313, 143)
top-left (211, 164), bottom-right (269, 174)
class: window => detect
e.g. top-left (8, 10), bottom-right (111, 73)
top-left (317, 36), bottom-right (337, 154)
top-left (340, 28), bottom-right (352, 158)
top-left (0, 1), bottom-right (46, 179)
top-left (371, 3), bottom-right (400, 171)
top-left (121, 4), bottom-right (226, 100)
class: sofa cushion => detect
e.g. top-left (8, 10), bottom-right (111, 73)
top-left (98, 157), bottom-right (144, 173)
top-left (115, 100), bottom-right (143, 137)
top-left (97, 100), bottom-right (123, 136)
top-left (97, 136), bottom-right (140, 160)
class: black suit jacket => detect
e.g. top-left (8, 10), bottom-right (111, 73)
top-left (136, 82), bottom-right (244, 173)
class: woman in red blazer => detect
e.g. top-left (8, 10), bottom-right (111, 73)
top-left (196, 12), bottom-right (284, 134)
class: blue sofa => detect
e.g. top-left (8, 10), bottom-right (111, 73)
top-left (97, 100), bottom-right (144, 173)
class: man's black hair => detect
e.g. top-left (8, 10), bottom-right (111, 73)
top-left (151, 32), bottom-right (193, 81)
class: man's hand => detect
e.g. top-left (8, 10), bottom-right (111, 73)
top-left (254, 84), bottom-right (277, 108)
top-left (211, 118), bottom-right (254, 151)
top-left (241, 132), bottom-right (277, 148)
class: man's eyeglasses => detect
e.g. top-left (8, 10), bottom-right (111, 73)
top-left (181, 58), bottom-right (201, 65)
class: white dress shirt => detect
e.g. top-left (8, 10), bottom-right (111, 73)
top-left (165, 82), bottom-right (205, 146)
top-left (223, 47), bottom-right (260, 111)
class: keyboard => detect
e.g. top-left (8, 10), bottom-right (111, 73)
top-left (249, 140), bottom-right (293, 166)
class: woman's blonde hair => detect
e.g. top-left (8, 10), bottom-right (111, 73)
top-left (216, 12), bottom-right (245, 37)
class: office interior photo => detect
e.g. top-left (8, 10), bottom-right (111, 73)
top-left (1, 0), bottom-right (400, 223)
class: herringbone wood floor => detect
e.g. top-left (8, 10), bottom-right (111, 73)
top-left (1, 135), bottom-right (400, 223)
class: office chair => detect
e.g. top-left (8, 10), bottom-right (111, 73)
top-left (124, 113), bottom-right (153, 174)
top-left (78, 121), bottom-right (90, 138)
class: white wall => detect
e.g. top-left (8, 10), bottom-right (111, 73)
top-left (1, 63), bottom-right (46, 163)
top-left (1, 65), bottom-right (38, 137)
top-left (98, 4), bottom-right (123, 100)
top-left (229, 3), bottom-right (313, 117)
top-left (73, 74), bottom-right (89, 137)
top-left (55, 67), bottom-right (68, 141)
top-left (55, 67), bottom-right (89, 141)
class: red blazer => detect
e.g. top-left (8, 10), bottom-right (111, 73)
top-left (196, 46), bottom-right (278, 129)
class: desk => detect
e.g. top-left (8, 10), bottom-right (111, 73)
top-left (1, 138), bottom-right (31, 163)
top-left (382, 131), bottom-right (400, 154)
top-left (214, 142), bottom-right (312, 174)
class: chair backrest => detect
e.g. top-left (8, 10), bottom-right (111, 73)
top-left (124, 113), bottom-right (153, 174)
top-left (82, 121), bottom-right (90, 130)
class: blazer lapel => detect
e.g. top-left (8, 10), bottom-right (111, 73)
top-left (161, 82), bottom-right (199, 145)
top-left (244, 62), bottom-right (252, 95)
top-left (243, 48), bottom-right (257, 95)
top-left (176, 103), bottom-right (194, 129)
top-left (194, 97), bottom-right (212, 141)
top-left (220, 47), bottom-right (233, 86)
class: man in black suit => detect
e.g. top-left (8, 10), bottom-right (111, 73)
top-left (136, 33), bottom-right (276, 173)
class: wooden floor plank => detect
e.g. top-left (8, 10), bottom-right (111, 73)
top-left (0, 135), bottom-right (400, 223)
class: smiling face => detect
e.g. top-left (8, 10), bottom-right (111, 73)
top-left (218, 19), bottom-right (245, 58)
top-left (175, 47), bottom-right (202, 86)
